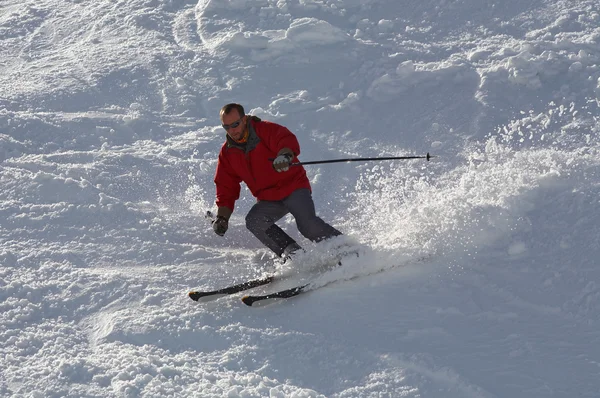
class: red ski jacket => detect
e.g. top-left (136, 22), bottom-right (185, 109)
top-left (214, 118), bottom-right (311, 212)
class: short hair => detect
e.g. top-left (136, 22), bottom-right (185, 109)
top-left (220, 103), bottom-right (245, 119)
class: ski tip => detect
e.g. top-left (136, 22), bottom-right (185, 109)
top-left (188, 291), bottom-right (201, 301)
top-left (242, 295), bottom-right (277, 307)
top-left (241, 295), bottom-right (255, 306)
top-left (189, 291), bottom-right (228, 303)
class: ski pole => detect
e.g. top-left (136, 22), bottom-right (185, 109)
top-left (288, 152), bottom-right (434, 166)
top-left (205, 210), bottom-right (216, 221)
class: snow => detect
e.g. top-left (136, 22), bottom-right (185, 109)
top-left (1, 0), bottom-right (600, 396)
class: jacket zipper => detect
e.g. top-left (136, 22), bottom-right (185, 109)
top-left (245, 151), bottom-right (257, 184)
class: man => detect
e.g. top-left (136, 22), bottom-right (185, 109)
top-left (212, 103), bottom-right (342, 260)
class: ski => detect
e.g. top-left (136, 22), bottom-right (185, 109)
top-left (241, 255), bottom-right (432, 306)
top-left (241, 283), bottom-right (309, 306)
top-left (240, 252), bottom-right (359, 306)
top-left (188, 275), bottom-right (275, 302)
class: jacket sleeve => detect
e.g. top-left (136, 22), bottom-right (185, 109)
top-left (214, 149), bottom-right (242, 212)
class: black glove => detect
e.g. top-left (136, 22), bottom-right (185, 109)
top-left (212, 216), bottom-right (228, 236)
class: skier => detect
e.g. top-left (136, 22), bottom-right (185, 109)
top-left (211, 103), bottom-right (342, 260)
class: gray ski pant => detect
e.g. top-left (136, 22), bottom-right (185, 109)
top-left (245, 188), bottom-right (342, 257)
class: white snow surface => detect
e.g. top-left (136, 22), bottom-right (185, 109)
top-left (2, 0), bottom-right (600, 396)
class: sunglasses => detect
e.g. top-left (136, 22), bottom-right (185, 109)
top-left (222, 116), bottom-right (244, 130)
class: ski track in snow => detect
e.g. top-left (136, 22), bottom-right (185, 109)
top-left (2, 0), bottom-right (600, 396)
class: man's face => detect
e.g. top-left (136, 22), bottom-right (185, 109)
top-left (221, 109), bottom-right (247, 142)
